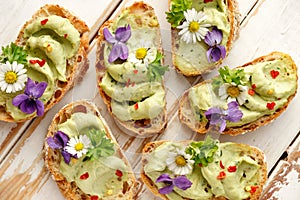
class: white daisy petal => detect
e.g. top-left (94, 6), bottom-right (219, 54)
top-left (65, 135), bottom-right (91, 158)
top-left (166, 147), bottom-right (194, 175)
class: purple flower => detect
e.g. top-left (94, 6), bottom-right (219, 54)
top-left (204, 27), bottom-right (226, 63)
top-left (12, 78), bottom-right (47, 116)
top-left (46, 131), bottom-right (72, 164)
top-left (205, 101), bottom-right (243, 132)
top-left (103, 25), bottom-right (131, 63)
top-left (156, 173), bottom-right (192, 195)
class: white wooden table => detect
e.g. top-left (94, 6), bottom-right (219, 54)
top-left (0, 0), bottom-right (299, 199)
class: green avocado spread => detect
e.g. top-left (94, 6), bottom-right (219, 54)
top-left (144, 141), bottom-right (261, 200)
top-left (188, 54), bottom-right (297, 128)
top-left (58, 112), bottom-right (130, 198)
top-left (100, 8), bottom-right (166, 121)
top-left (0, 15), bottom-right (80, 120)
top-left (173, 0), bottom-right (230, 74)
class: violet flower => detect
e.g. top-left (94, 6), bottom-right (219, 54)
top-left (12, 78), bottom-right (47, 116)
top-left (156, 173), bottom-right (192, 195)
top-left (204, 27), bottom-right (226, 63)
top-left (205, 101), bottom-right (243, 132)
top-left (46, 131), bottom-right (72, 164)
top-left (103, 25), bottom-right (131, 63)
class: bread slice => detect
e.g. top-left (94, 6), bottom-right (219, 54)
top-left (0, 4), bottom-right (90, 122)
top-left (179, 52), bottom-right (298, 135)
top-left (141, 140), bottom-right (267, 200)
top-left (43, 100), bottom-right (137, 199)
top-left (95, 2), bottom-right (167, 136)
top-left (169, 0), bottom-right (240, 76)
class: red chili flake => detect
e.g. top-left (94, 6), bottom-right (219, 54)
top-left (219, 161), bottom-right (225, 169)
top-left (29, 60), bottom-right (37, 64)
top-left (252, 84), bottom-right (257, 89)
top-left (199, 163), bottom-right (203, 167)
top-left (133, 69), bottom-right (138, 74)
top-left (270, 70), bottom-right (279, 79)
top-left (90, 196), bottom-right (99, 200)
top-left (250, 186), bottom-right (259, 194)
top-left (37, 59), bottom-right (46, 67)
top-left (41, 19), bottom-right (48, 25)
top-left (115, 169), bottom-right (123, 177)
top-left (64, 34), bottom-right (68, 38)
top-left (80, 172), bottom-right (89, 180)
top-left (134, 103), bottom-right (139, 110)
top-left (204, 0), bottom-right (214, 3)
top-left (125, 79), bottom-right (131, 87)
top-left (227, 165), bottom-right (237, 172)
top-left (248, 89), bottom-right (255, 96)
top-left (131, 82), bottom-right (135, 87)
top-left (217, 171), bottom-right (226, 180)
top-left (266, 102), bottom-right (276, 110)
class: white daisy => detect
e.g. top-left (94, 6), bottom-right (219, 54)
top-left (65, 135), bottom-right (91, 158)
top-left (128, 41), bottom-right (157, 65)
top-left (0, 61), bottom-right (27, 93)
top-left (166, 147), bottom-right (194, 175)
top-left (177, 8), bottom-right (211, 44)
top-left (219, 82), bottom-right (248, 105)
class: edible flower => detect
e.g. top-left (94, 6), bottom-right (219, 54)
top-left (204, 27), bottom-right (226, 63)
top-left (46, 131), bottom-right (72, 164)
top-left (166, 147), bottom-right (194, 175)
top-left (12, 78), bottom-right (47, 116)
top-left (103, 25), bottom-right (131, 63)
top-left (205, 101), bottom-right (243, 132)
top-left (177, 8), bottom-right (210, 44)
top-left (156, 174), bottom-right (192, 195)
top-left (219, 82), bottom-right (248, 105)
top-left (0, 61), bottom-right (27, 93)
top-left (128, 47), bottom-right (157, 65)
top-left (65, 134), bottom-right (91, 158)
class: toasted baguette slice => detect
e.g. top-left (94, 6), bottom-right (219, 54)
top-left (96, 2), bottom-right (167, 136)
top-left (169, 0), bottom-right (240, 76)
top-left (43, 100), bottom-right (137, 199)
top-left (0, 4), bottom-right (89, 122)
top-left (141, 140), bottom-right (267, 200)
top-left (179, 52), bottom-right (298, 135)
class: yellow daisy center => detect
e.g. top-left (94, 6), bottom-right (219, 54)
top-left (5, 71), bottom-right (18, 84)
top-left (189, 21), bottom-right (200, 33)
top-left (227, 86), bottom-right (240, 98)
top-left (75, 142), bottom-right (84, 151)
top-left (175, 155), bottom-right (187, 166)
top-left (135, 48), bottom-right (147, 60)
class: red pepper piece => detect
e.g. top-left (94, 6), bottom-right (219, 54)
top-left (250, 186), bottom-right (259, 194)
top-left (248, 89), bottom-right (255, 96)
top-left (204, 0), bottom-right (214, 3)
top-left (133, 69), bottom-right (138, 74)
top-left (252, 84), bottom-right (257, 89)
top-left (227, 165), bottom-right (237, 172)
top-left (134, 103), bottom-right (139, 110)
top-left (41, 19), bottom-right (48, 25)
top-left (37, 59), bottom-right (46, 67)
top-left (266, 102), bottom-right (276, 110)
top-left (80, 172), bottom-right (89, 180)
top-left (217, 171), bottom-right (226, 180)
top-left (270, 70), bottom-right (279, 79)
top-left (90, 196), bottom-right (98, 200)
top-left (64, 34), bottom-right (68, 38)
top-left (219, 161), bottom-right (225, 169)
top-left (29, 60), bottom-right (37, 64)
top-left (115, 169), bottom-right (123, 177)
top-left (125, 79), bottom-right (131, 87)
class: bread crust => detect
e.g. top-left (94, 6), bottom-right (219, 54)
top-left (43, 100), bottom-right (137, 199)
top-left (95, 2), bottom-right (167, 136)
top-left (170, 0), bottom-right (241, 76)
top-left (141, 140), bottom-right (267, 200)
top-left (0, 4), bottom-right (90, 122)
top-left (179, 52), bottom-right (298, 135)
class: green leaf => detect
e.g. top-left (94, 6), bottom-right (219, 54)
top-left (185, 136), bottom-right (219, 167)
top-left (84, 128), bottom-right (115, 161)
top-left (0, 42), bottom-right (28, 65)
top-left (148, 52), bottom-right (169, 82)
top-left (218, 66), bottom-right (247, 85)
top-left (166, 0), bottom-right (192, 28)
